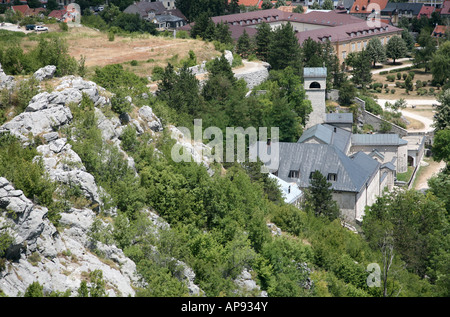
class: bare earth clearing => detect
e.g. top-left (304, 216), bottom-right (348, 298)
top-left (64, 27), bottom-right (220, 77)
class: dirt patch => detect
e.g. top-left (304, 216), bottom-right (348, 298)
top-left (404, 115), bottom-right (425, 130)
top-left (63, 27), bottom-right (219, 77)
top-left (413, 158), bottom-right (446, 190)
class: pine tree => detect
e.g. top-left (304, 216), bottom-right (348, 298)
top-left (255, 22), bottom-right (272, 61)
top-left (267, 22), bottom-right (302, 71)
top-left (305, 170), bottom-right (340, 221)
top-left (236, 29), bottom-right (254, 58)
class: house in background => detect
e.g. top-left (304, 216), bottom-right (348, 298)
top-left (418, 5), bottom-right (436, 18)
top-left (10, 4), bottom-right (46, 18)
top-left (181, 9), bottom-right (402, 63)
top-left (349, 0), bottom-right (389, 19)
top-left (432, 24), bottom-right (448, 38)
top-left (380, 2), bottom-right (424, 25)
top-left (441, 0), bottom-right (450, 18)
top-left (124, 1), bottom-right (187, 29)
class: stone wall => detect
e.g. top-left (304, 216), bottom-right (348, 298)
top-left (361, 110), bottom-right (408, 137)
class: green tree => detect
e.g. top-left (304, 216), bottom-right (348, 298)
top-left (175, 0), bottom-right (227, 22)
top-left (236, 29), bottom-right (254, 58)
top-left (190, 11), bottom-right (216, 40)
top-left (214, 22), bottom-right (233, 45)
top-left (404, 75), bottom-right (413, 94)
top-left (255, 22), bottom-right (272, 61)
top-left (363, 189), bottom-right (448, 279)
top-left (261, 0), bottom-right (273, 9)
top-left (385, 36), bottom-right (407, 64)
top-left (293, 5), bottom-right (304, 13)
top-left (338, 80), bottom-right (357, 106)
top-left (303, 170), bottom-right (340, 221)
top-left (156, 63), bottom-right (203, 117)
top-left (433, 89), bottom-right (450, 131)
top-left (430, 41), bottom-right (450, 86)
top-left (432, 128), bottom-right (450, 165)
top-left (267, 22), bottom-right (302, 71)
top-left (24, 281), bottom-right (44, 297)
top-left (366, 37), bottom-right (386, 67)
top-left (322, 0), bottom-right (334, 10)
top-left (401, 29), bottom-right (415, 52)
top-left (346, 50), bottom-right (372, 88)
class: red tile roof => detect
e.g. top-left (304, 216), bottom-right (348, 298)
top-left (11, 5), bottom-right (30, 15)
top-left (212, 9), bottom-right (364, 28)
top-left (48, 9), bottom-right (67, 20)
top-left (418, 5), bottom-right (435, 18)
top-left (432, 25), bottom-right (447, 37)
top-left (230, 0), bottom-right (261, 6)
top-left (441, 0), bottom-right (450, 15)
top-left (350, 0), bottom-right (388, 15)
top-left (296, 20), bottom-right (402, 45)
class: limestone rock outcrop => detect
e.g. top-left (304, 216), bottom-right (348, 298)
top-left (0, 63), bottom-right (15, 90)
top-left (0, 177), bottom-right (139, 297)
top-left (33, 65), bottom-right (57, 82)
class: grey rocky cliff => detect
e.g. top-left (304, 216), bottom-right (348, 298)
top-left (0, 72), bottom-right (207, 297)
top-left (0, 177), bottom-right (139, 297)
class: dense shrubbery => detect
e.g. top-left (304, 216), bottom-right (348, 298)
top-left (0, 35), bottom-right (81, 77)
top-left (81, 4), bottom-right (156, 35)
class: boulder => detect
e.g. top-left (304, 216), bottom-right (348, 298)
top-left (36, 139), bottom-right (101, 208)
top-left (138, 106), bottom-right (163, 132)
top-left (0, 105), bottom-right (73, 142)
top-left (0, 63), bottom-right (15, 90)
top-left (33, 65), bottom-right (57, 82)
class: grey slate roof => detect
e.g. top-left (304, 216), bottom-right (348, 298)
top-left (381, 2), bottom-right (423, 16)
top-left (351, 134), bottom-right (408, 146)
top-left (325, 112), bottom-right (353, 124)
top-left (297, 124), bottom-right (352, 154)
top-left (251, 141), bottom-right (380, 193)
top-left (304, 67), bottom-right (327, 78)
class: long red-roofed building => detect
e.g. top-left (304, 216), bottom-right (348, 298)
top-left (180, 8), bottom-right (402, 65)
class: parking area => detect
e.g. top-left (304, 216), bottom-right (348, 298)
top-left (0, 22), bottom-right (48, 33)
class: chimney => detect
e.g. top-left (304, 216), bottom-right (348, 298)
top-left (288, 185), bottom-right (291, 194)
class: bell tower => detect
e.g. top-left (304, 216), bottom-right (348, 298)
top-left (304, 67), bottom-right (327, 129)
